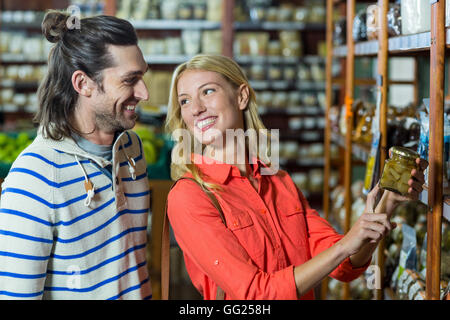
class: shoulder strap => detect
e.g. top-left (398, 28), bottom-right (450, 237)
top-left (161, 177), bottom-right (227, 300)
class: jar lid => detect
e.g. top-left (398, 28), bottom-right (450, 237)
top-left (389, 146), bottom-right (419, 160)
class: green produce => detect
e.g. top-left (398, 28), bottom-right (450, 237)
top-left (133, 126), bottom-right (164, 165)
top-left (0, 132), bottom-right (33, 164)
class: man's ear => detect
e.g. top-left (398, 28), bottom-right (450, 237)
top-left (71, 70), bottom-right (92, 97)
top-left (237, 84), bottom-right (250, 111)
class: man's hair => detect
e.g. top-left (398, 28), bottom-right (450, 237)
top-left (34, 11), bottom-right (138, 140)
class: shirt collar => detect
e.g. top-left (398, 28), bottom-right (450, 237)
top-left (191, 153), bottom-right (268, 184)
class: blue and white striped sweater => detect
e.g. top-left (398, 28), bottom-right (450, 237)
top-left (0, 130), bottom-right (152, 299)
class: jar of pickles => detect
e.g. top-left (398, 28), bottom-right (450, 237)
top-left (380, 146), bottom-right (419, 195)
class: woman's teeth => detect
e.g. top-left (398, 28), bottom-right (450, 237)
top-left (125, 105), bottom-right (136, 111)
top-left (197, 117), bottom-right (216, 129)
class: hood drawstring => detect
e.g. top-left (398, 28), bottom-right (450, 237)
top-left (121, 140), bottom-right (137, 181)
top-left (74, 138), bottom-right (136, 208)
top-left (75, 155), bottom-right (95, 207)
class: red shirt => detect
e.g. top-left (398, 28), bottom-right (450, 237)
top-left (167, 155), bottom-right (370, 300)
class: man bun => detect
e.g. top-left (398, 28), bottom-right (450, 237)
top-left (42, 10), bottom-right (70, 43)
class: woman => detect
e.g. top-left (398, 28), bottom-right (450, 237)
top-left (165, 54), bottom-right (427, 300)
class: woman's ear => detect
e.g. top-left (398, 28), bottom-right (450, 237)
top-left (237, 84), bottom-right (250, 111)
top-left (71, 70), bottom-right (92, 97)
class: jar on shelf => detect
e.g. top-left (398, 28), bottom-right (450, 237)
top-left (309, 169), bottom-right (324, 193)
top-left (259, 91), bottom-right (273, 107)
top-left (278, 5), bottom-right (293, 22)
top-left (293, 6), bottom-right (308, 23)
top-left (267, 40), bottom-right (281, 56)
top-left (250, 64), bottom-right (265, 81)
top-left (380, 146), bottom-right (419, 196)
top-left (283, 66), bottom-right (296, 82)
top-left (193, 2), bottom-right (207, 20)
top-left (249, 6), bottom-right (266, 22)
top-left (288, 91), bottom-right (301, 106)
top-left (288, 117), bottom-right (303, 130)
top-left (291, 172), bottom-right (308, 191)
top-left (160, 0), bottom-right (178, 20)
top-left (182, 30), bottom-right (201, 55)
top-left (267, 65), bottom-right (282, 81)
top-left (266, 7), bottom-right (278, 22)
top-left (178, 3), bottom-right (193, 20)
top-left (273, 92), bottom-right (288, 108)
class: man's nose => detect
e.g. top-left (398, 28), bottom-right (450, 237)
top-left (135, 79), bottom-right (149, 101)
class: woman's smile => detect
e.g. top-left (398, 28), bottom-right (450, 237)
top-left (196, 116), bottom-right (217, 131)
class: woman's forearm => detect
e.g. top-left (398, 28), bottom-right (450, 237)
top-left (293, 241), bottom-right (348, 297)
top-left (349, 242), bottom-right (377, 268)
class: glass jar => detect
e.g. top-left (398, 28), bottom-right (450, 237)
top-left (380, 146), bottom-right (419, 195)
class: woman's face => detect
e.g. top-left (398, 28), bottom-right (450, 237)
top-left (177, 69), bottom-right (248, 146)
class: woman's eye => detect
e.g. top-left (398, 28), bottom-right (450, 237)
top-left (203, 88), bottom-right (215, 95)
top-left (179, 99), bottom-right (189, 106)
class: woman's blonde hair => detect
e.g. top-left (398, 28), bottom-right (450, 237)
top-left (165, 54), bottom-right (269, 189)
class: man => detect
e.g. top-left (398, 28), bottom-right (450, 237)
top-left (0, 11), bottom-right (152, 299)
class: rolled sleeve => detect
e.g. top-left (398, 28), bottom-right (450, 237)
top-left (298, 189), bottom-right (370, 282)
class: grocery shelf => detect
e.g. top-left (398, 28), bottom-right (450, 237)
top-left (355, 40), bottom-right (379, 56)
top-left (0, 104), bottom-right (36, 113)
top-left (326, 0), bottom-right (448, 301)
top-left (281, 129), bottom-right (323, 142)
top-left (0, 53), bottom-right (46, 64)
top-left (259, 106), bottom-right (324, 116)
top-left (388, 31), bottom-right (431, 54)
top-left (249, 80), bottom-right (292, 90)
top-left (330, 130), bottom-right (370, 162)
top-left (234, 55), bottom-right (298, 64)
top-left (297, 82), bottom-right (326, 90)
top-left (234, 21), bottom-right (325, 31)
top-left (0, 80), bottom-right (39, 89)
top-left (0, 21), bottom-right (42, 29)
top-left (280, 157), bottom-right (325, 167)
top-left (332, 29), bottom-right (450, 58)
top-left (130, 19), bottom-right (221, 30)
top-left (419, 186), bottom-right (450, 222)
top-left (143, 54), bottom-right (192, 65)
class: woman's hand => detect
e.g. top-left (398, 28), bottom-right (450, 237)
top-left (365, 157), bottom-right (429, 217)
top-left (338, 212), bottom-right (394, 257)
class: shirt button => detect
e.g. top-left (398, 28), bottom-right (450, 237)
top-left (232, 221), bottom-right (239, 228)
top-left (260, 209), bottom-right (266, 214)
top-left (214, 259), bottom-right (219, 265)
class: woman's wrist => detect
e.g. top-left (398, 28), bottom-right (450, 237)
top-left (349, 242), bottom-right (377, 268)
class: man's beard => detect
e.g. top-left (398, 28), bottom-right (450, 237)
top-left (95, 109), bottom-right (136, 133)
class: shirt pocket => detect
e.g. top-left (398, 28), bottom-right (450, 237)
top-left (282, 208), bottom-right (309, 248)
top-left (226, 210), bottom-right (265, 261)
